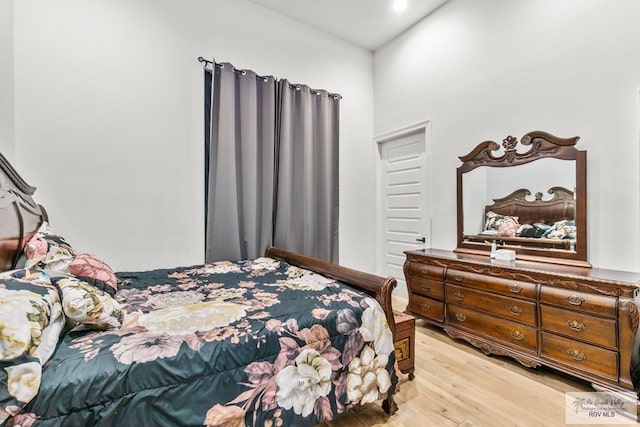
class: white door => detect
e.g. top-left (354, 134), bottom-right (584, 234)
top-left (378, 128), bottom-right (430, 293)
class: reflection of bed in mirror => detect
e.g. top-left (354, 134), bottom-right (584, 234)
top-left (456, 130), bottom-right (588, 266)
top-left (463, 186), bottom-right (576, 251)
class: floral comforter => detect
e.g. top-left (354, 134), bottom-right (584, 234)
top-left (12, 257), bottom-right (397, 426)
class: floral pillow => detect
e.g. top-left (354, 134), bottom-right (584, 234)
top-left (53, 276), bottom-right (125, 330)
top-left (68, 253), bottom-right (118, 296)
top-left (0, 270), bottom-right (65, 421)
top-left (484, 211), bottom-right (504, 232)
top-left (24, 222), bottom-right (77, 273)
top-left (543, 220), bottom-right (577, 240)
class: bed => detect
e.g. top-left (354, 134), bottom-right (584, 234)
top-left (463, 186), bottom-right (577, 250)
top-left (0, 152), bottom-right (398, 426)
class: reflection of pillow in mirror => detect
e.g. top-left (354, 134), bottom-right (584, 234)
top-left (497, 217), bottom-right (520, 237)
top-left (485, 212), bottom-right (521, 234)
top-left (544, 220), bottom-right (577, 240)
top-left (519, 223), bottom-right (550, 238)
top-left (484, 211), bottom-right (504, 231)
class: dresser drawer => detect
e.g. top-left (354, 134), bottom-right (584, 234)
top-left (447, 304), bottom-right (537, 352)
top-left (540, 332), bottom-right (618, 381)
top-left (446, 269), bottom-right (536, 300)
top-left (408, 276), bottom-right (444, 299)
top-left (446, 284), bottom-right (537, 326)
top-left (540, 305), bottom-right (617, 349)
top-left (407, 261), bottom-right (445, 281)
top-left (408, 294), bottom-right (444, 323)
top-left (539, 287), bottom-right (616, 318)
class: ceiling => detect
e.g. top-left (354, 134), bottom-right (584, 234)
top-left (246, 0), bottom-right (450, 51)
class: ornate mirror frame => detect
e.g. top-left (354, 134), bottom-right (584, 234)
top-left (455, 130), bottom-right (589, 267)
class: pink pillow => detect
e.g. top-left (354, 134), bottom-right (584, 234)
top-left (68, 253), bottom-right (118, 296)
top-left (497, 218), bottom-right (520, 238)
top-left (24, 235), bottom-right (48, 261)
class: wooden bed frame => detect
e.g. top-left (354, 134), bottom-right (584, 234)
top-left (0, 151), bottom-right (399, 416)
top-left (463, 186), bottom-right (576, 250)
top-left (0, 154), bottom-right (48, 272)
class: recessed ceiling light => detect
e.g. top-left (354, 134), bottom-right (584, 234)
top-left (392, 0), bottom-right (408, 13)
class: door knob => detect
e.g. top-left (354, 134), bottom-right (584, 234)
top-left (416, 237), bottom-right (426, 243)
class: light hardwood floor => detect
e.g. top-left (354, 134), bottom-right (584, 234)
top-left (319, 299), bottom-right (633, 427)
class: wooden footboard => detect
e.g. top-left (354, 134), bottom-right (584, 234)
top-left (265, 246), bottom-right (397, 337)
top-left (265, 246), bottom-right (399, 415)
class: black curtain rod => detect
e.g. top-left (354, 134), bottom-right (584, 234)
top-left (197, 57), bottom-right (271, 81)
top-left (197, 56), bottom-right (214, 65)
top-left (196, 56), bottom-right (341, 99)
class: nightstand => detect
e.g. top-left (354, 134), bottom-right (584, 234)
top-left (393, 310), bottom-right (415, 380)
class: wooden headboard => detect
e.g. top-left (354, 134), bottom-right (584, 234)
top-left (485, 186), bottom-right (575, 225)
top-left (0, 153), bottom-right (47, 272)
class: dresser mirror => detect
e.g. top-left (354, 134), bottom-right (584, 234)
top-left (455, 130), bottom-right (589, 267)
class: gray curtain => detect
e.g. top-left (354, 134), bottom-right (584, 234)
top-left (205, 63), bottom-right (276, 262)
top-left (273, 80), bottom-right (340, 262)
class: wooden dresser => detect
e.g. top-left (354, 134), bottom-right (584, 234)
top-left (404, 248), bottom-right (640, 397)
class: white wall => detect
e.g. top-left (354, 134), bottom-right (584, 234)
top-left (484, 159), bottom-right (575, 207)
top-left (374, 0), bottom-right (640, 273)
top-left (12, 0), bottom-right (375, 272)
top-left (0, 0), bottom-right (14, 161)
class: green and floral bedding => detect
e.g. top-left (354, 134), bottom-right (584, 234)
top-left (2, 257), bottom-right (397, 426)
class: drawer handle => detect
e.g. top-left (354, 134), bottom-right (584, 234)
top-left (421, 285), bottom-right (432, 292)
top-left (454, 291), bottom-right (465, 301)
top-left (421, 268), bottom-right (430, 274)
top-left (566, 295), bottom-right (585, 306)
top-left (509, 306), bottom-right (523, 316)
top-left (420, 303), bottom-right (431, 311)
top-left (508, 284), bottom-right (522, 294)
top-left (455, 313), bottom-right (467, 322)
top-left (454, 275), bottom-right (463, 282)
top-left (567, 349), bottom-right (587, 361)
top-left (511, 330), bottom-right (524, 341)
top-left (567, 320), bottom-right (586, 331)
